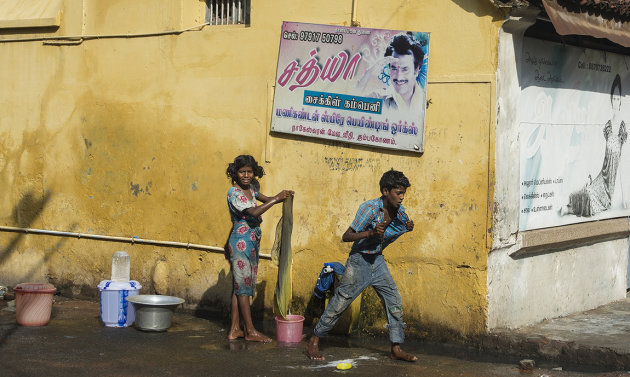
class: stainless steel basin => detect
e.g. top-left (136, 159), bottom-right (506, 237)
top-left (126, 295), bottom-right (185, 332)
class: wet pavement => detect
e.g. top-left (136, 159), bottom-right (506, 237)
top-left (481, 294), bottom-right (630, 371)
top-left (1, 296), bottom-right (629, 377)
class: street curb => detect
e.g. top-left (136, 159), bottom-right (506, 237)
top-left (475, 333), bottom-right (630, 371)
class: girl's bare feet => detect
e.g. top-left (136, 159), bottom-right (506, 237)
top-left (245, 330), bottom-right (272, 343)
top-left (306, 336), bottom-right (325, 360)
top-left (390, 344), bottom-right (417, 362)
top-left (227, 328), bottom-right (244, 340)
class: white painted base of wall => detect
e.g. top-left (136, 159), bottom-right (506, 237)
top-left (487, 238), bottom-right (628, 330)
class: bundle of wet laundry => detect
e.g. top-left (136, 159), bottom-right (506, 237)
top-left (313, 262), bottom-right (345, 299)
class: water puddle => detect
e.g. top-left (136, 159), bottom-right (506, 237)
top-left (199, 343), bottom-right (223, 351)
top-left (288, 355), bottom-right (377, 370)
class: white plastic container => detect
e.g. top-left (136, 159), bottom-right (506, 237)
top-left (97, 280), bottom-right (141, 327)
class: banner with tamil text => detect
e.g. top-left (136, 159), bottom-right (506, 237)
top-left (271, 22), bottom-right (430, 153)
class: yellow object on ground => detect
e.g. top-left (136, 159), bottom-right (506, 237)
top-left (336, 362), bottom-right (352, 370)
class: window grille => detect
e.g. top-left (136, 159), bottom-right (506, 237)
top-left (205, 0), bottom-right (250, 25)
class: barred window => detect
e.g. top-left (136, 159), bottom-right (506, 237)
top-left (205, 0), bottom-right (250, 25)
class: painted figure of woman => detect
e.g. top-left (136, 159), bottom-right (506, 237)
top-left (560, 74), bottom-right (627, 217)
top-left (225, 155), bottom-right (293, 342)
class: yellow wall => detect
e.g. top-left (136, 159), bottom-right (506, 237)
top-left (0, 0), bottom-right (502, 337)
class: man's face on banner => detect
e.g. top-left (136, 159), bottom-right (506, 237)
top-left (390, 51), bottom-right (419, 99)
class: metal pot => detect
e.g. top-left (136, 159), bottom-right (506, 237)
top-left (126, 295), bottom-right (184, 332)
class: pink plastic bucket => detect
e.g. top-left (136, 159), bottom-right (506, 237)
top-left (14, 283), bottom-right (56, 326)
top-left (275, 315), bottom-right (304, 343)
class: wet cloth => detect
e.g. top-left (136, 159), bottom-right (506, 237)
top-left (350, 197), bottom-right (410, 254)
top-left (227, 186), bottom-right (262, 297)
top-left (273, 196), bottom-right (294, 319)
top-left (569, 120), bottom-right (627, 216)
top-left (313, 262), bottom-right (345, 299)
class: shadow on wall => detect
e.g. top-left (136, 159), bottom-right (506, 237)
top-left (451, 0), bottom-right (503, 21)
top-left (193, 268), bottom-right (268, 328)
top-left (0, 191), bottom-right (52, 270)
top-left (192, 228), bottom-right (268, 325)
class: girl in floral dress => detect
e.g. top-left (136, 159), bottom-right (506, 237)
top-left (226, 155), bottom-right (293, 342)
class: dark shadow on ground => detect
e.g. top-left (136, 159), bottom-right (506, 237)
top-left (303, 294), bottom-right (325, 326)
top-left (193, 267), bottom-right (268, 334)
top-left (194, 269), bottom-right (232, 321)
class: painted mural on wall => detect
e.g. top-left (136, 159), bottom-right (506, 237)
top-left (519, 37), bottom-right (630, 231)
top-left (271, 22), bottom-right (430, 153)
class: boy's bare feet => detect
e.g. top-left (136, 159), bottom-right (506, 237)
top-left (245, 330), bottom-right (272, 343)
top-left (227, 328), bottom-right (244, 340)
top-left (306, 335), bottom-right (324, 360)
top-left (390, 344), bottom-right (417, 362)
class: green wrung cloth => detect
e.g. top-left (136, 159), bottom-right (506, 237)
top-left (272, 195), bottom-right (293, 320)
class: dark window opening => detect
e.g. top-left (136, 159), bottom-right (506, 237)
top-left (205, 0), bottom-right (250, 26)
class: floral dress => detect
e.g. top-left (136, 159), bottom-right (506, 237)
top-left (569, 120), bottom-right (627, 216)
top-left (227, 186), bottom-right (262, 297)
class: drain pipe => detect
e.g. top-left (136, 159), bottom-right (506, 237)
top-left (0, 225), bottom-right (272, 260)
top-left (351, 0), bottom-right (360, 27)
top-left (0, 22), bottom-right (211, 45)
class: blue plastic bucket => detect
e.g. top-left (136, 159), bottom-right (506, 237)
top-left (97, 280), bottom-right (141, 327)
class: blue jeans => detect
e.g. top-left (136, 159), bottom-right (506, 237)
top-left (313, 252), bottom-right (405, 344)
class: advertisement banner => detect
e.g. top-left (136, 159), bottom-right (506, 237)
top-left (519, 37), bottom-right (630, 230)
top-left (271, 22), bottom-right (430, 152)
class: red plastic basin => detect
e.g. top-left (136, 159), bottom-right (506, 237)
top-left (14, 283), bottom-right (56, 326)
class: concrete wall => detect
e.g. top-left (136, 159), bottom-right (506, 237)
top-left (488, 239), bottom-right (628, 329)
top-left (489, 10), bottom-right (629, 330)
top-left (0, 0), bottom-right (502, 337)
